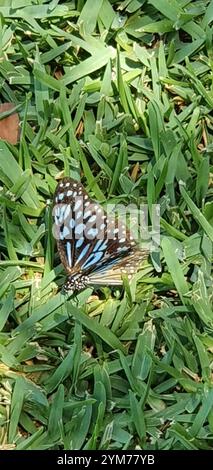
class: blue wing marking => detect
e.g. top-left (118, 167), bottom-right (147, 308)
top-left (66, 241), bottom-right (72, 267)
top-left (76, 244), bottom-right (90, 264)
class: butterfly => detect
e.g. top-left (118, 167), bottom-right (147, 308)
top-left (53, 177), bottom-right (147, 291)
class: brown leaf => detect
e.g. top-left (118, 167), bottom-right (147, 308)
top-left (54, 67), bottom-right (64, 80)
top-left (0, 102), bottom-right (20, 144)
top-left (75, 120), bottom-right (84, 138)
top-left (131, 162), bottom-right (140, 181)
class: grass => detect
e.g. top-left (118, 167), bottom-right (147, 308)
top-left (0, 0), bottom-right (213, 451)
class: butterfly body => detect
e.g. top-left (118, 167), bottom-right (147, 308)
top-left (63, 273), bottom-right (89, 291)
top-left (53, 177), bottom-right (147, 291)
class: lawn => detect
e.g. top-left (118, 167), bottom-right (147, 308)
top-left (0, 0), bottom-right (213, 451)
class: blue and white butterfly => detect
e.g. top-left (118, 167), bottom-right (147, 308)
top-left (53, 177), bottom-right (147, 291)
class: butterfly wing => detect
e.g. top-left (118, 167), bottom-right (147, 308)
top-left (53, 177), bottom-right (80, 274)
top-left (53, 177), bottom-right (147, 289)
top-left (53, 177), bottom-right (104, 273)
top-left (87, 249), bottom-right (147, 285)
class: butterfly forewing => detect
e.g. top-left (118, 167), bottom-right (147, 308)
top-left (53, 177), bottom-right (147, 290)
